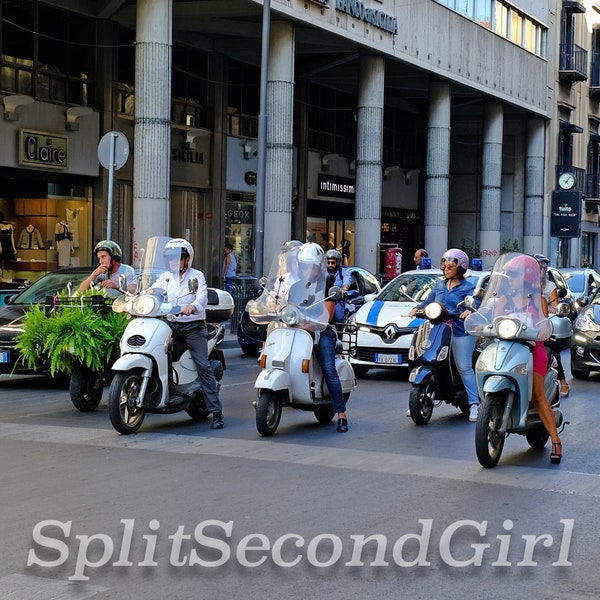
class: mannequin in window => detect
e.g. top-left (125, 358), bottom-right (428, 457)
top-left (0, 211), bottom-right (16, 260)
top-left (55, 220), bottom-right (73, 267)
top-left (17, 224), bottom-right (45, 250)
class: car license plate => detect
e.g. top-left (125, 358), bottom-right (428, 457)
top-left (0, 351), bottom-right (9, 364)
top-left (375, 353), bottom-right (400, 364)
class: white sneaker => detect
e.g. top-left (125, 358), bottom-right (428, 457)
top-left (469, 404), bottom-right (479, 422)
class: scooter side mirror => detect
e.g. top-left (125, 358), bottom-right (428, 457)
top-left (464, 295), bottom-right (477, 311)
top-left (188, 278), bottom-right (198, 294)
top-left (258, 276), bottom-right (268, 288)
top-left (328, 286), bottom-right (343, 301)
top-left (118, 274), bottom-right (128, 294)
top-left (555, 302), bottom-right (572, 318)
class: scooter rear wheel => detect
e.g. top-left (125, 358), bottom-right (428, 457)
top-left (409, 383), bottom-right (435, 425)
top-left (69, 366), bottom-right (103, 412)
top-left (525, 428), bottom-right (549, 449)
top-left (256, 390), bottom-right (282, 436)
top-left (475, 393), bottom-right (506, 468)
top-left (108, 370), bottom-right (146, 434)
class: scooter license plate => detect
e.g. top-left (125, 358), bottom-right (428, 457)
top-left (0, 351), bottom-right (9, 363)
top-left (375, 353), bottom-right (400, 364)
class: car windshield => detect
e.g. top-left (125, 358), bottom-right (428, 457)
top-left (378, 273), bottom-right (439, 302)
top-left (564, 273), bottom-right (585, 295)
top-left (8, 272), bottom-right (89, 304)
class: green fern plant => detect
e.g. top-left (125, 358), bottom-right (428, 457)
top-left (15, 292), bottom-right (129, 376)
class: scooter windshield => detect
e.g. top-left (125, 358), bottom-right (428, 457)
top-left (464, 252), bottom-right (551, 341)
top-left (111, 236), bottom-right (189, 313)
top-left (246, 243), bottom-right (330, 332)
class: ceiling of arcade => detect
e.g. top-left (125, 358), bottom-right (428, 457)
top-left (82, 0), bottom-right (500, 119)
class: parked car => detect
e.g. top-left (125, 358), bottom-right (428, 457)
top-left (0, 267), bottom-right (94, 376)
top-left (561, 268), bottom-right (600, 301)
top-left (343, 267), bottom-right (491, 377)
top-left (236, 266), bottom-right (381, 355)
top-left (571, 287), bottom-right (600, 379)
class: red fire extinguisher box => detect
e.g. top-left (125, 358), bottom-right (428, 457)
top-left (386, 247), bottom-right (402, 280)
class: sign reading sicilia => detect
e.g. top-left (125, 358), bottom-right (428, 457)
top-left (19, 129), bottom-right (68, 170)
top-left (335, 0), bottom-right (397, 35)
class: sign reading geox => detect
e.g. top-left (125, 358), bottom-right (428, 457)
top-left (551, 190), bottom-right (582, 238)
top-left (335, 0), bottom-right (397, 35)
top-left (19, 129), bottom-right (68, 170)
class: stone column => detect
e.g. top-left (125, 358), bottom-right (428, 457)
top-left (355, 55), bottom-right (385, 275)
top-left (424, 82), bottom-right (451, 263)
top-left (132, 0), bottom-right (172, 253)
top-left (263, 20), bottom-right (295, 274)
top-left (523, 118), bottom-right (545, 255)
top-left (479, 102), bottom-right (503, 263)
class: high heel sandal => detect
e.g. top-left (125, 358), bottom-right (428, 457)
top-left (550, 442), bottom-right (562, 464)
top-left (560, 383), bottom-right (570, 397)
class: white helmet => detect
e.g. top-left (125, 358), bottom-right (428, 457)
top-left (163, 238), bottom-right (194, 268)
top-left (297, 242), bottom-right (325, 271)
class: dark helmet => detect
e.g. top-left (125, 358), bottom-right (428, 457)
top-left (325, 249), bottom-right (342, 263)
top-left (94, 240), bottom-right (122, 262)
top-left (534, 253), bottom-right (550, 265)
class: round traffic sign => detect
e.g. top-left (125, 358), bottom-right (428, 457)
top-left (97, 130), bottom-right (130, 170)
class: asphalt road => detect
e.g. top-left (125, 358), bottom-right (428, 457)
top-left (0, 344), bottom-right (599, 600)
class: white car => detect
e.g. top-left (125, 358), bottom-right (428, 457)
top-left (343, 268), bottom-right (490, 377)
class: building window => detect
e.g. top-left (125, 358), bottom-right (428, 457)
top-left (1, 0), bottom-right (96, 105)
top-left (436, 0), bottom-right (546, 58)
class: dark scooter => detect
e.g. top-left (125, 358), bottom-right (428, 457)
top-left (407, 302), bottom-right (470, 425)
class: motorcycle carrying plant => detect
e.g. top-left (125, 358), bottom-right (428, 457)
top-left (15, 290), bottom-right (129, 376)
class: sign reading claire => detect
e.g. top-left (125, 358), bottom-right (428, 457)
top-left (335, 0), bottom-right (397, 35)
top-left (551, 190), bottom-right (582, 239)
top-left (19, 129), bottom-right (68, 170)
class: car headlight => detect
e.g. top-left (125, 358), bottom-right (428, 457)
top-left (132, 294), bottom-right (159, 316)
top-left (574, 309), bottom-right (600, 333)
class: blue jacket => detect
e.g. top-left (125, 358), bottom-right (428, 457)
top-left (417, 277), bottom-right (475, 337)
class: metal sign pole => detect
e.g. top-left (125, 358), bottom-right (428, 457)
top-left (107, 132), bottom-right (116, 241)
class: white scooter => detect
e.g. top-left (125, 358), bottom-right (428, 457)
top-left (107, 237), bottom-right (233, 434)
top-left (464, 253), bottom-right (569, 467)
top-left (247, 244), bottom-right (356, 436)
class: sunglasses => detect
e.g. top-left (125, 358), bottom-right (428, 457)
top-left (441, 258), bottom-right (458, 268)
top-left (327, 260), bottom-right (337, 264)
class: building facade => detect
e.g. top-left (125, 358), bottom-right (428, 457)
top-left (0, 0), bottom-right (569, 285)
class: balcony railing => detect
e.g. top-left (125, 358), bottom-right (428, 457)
top-left (559, 43), bottom-right (588, 81)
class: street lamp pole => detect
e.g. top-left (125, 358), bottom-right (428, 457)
top-left (254, 0), bottom-right (271, 279)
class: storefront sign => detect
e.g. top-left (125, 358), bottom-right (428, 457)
top-left (551, 190), bottom-right (582, 238)
top-left (19, 130), bottom-right (68, 169)
top-left (318, 174), bottom-right (355, 199)
top-left (334, 0), bottom-right (397, 35)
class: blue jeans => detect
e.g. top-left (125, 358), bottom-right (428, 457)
top-left (313, 326), bottom-right (346, 415)
top-left (224, 278), bottom-right (235, 295)
top-left (451, 333), bottom-right (479, 406)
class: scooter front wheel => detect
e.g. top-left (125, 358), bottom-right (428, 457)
top-left (409, 382), bottom-right (435, 425)
top-left (108, 370), bottom-right (146, 434)
top-left (256, 390), bottom-right (282, 436)
top-left (475, 393), bottom-right (506, 468)
top-left (69, 366), bottom-right (103, 412)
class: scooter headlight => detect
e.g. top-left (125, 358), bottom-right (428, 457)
top-left (424, 302), bottom-right (443, 320)
top-left (279, 305), bottom-right (301, 326)
top-left (495, 317), bottom-right (520, 339)
top-left (132, 294), bottom-right (160, 316)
